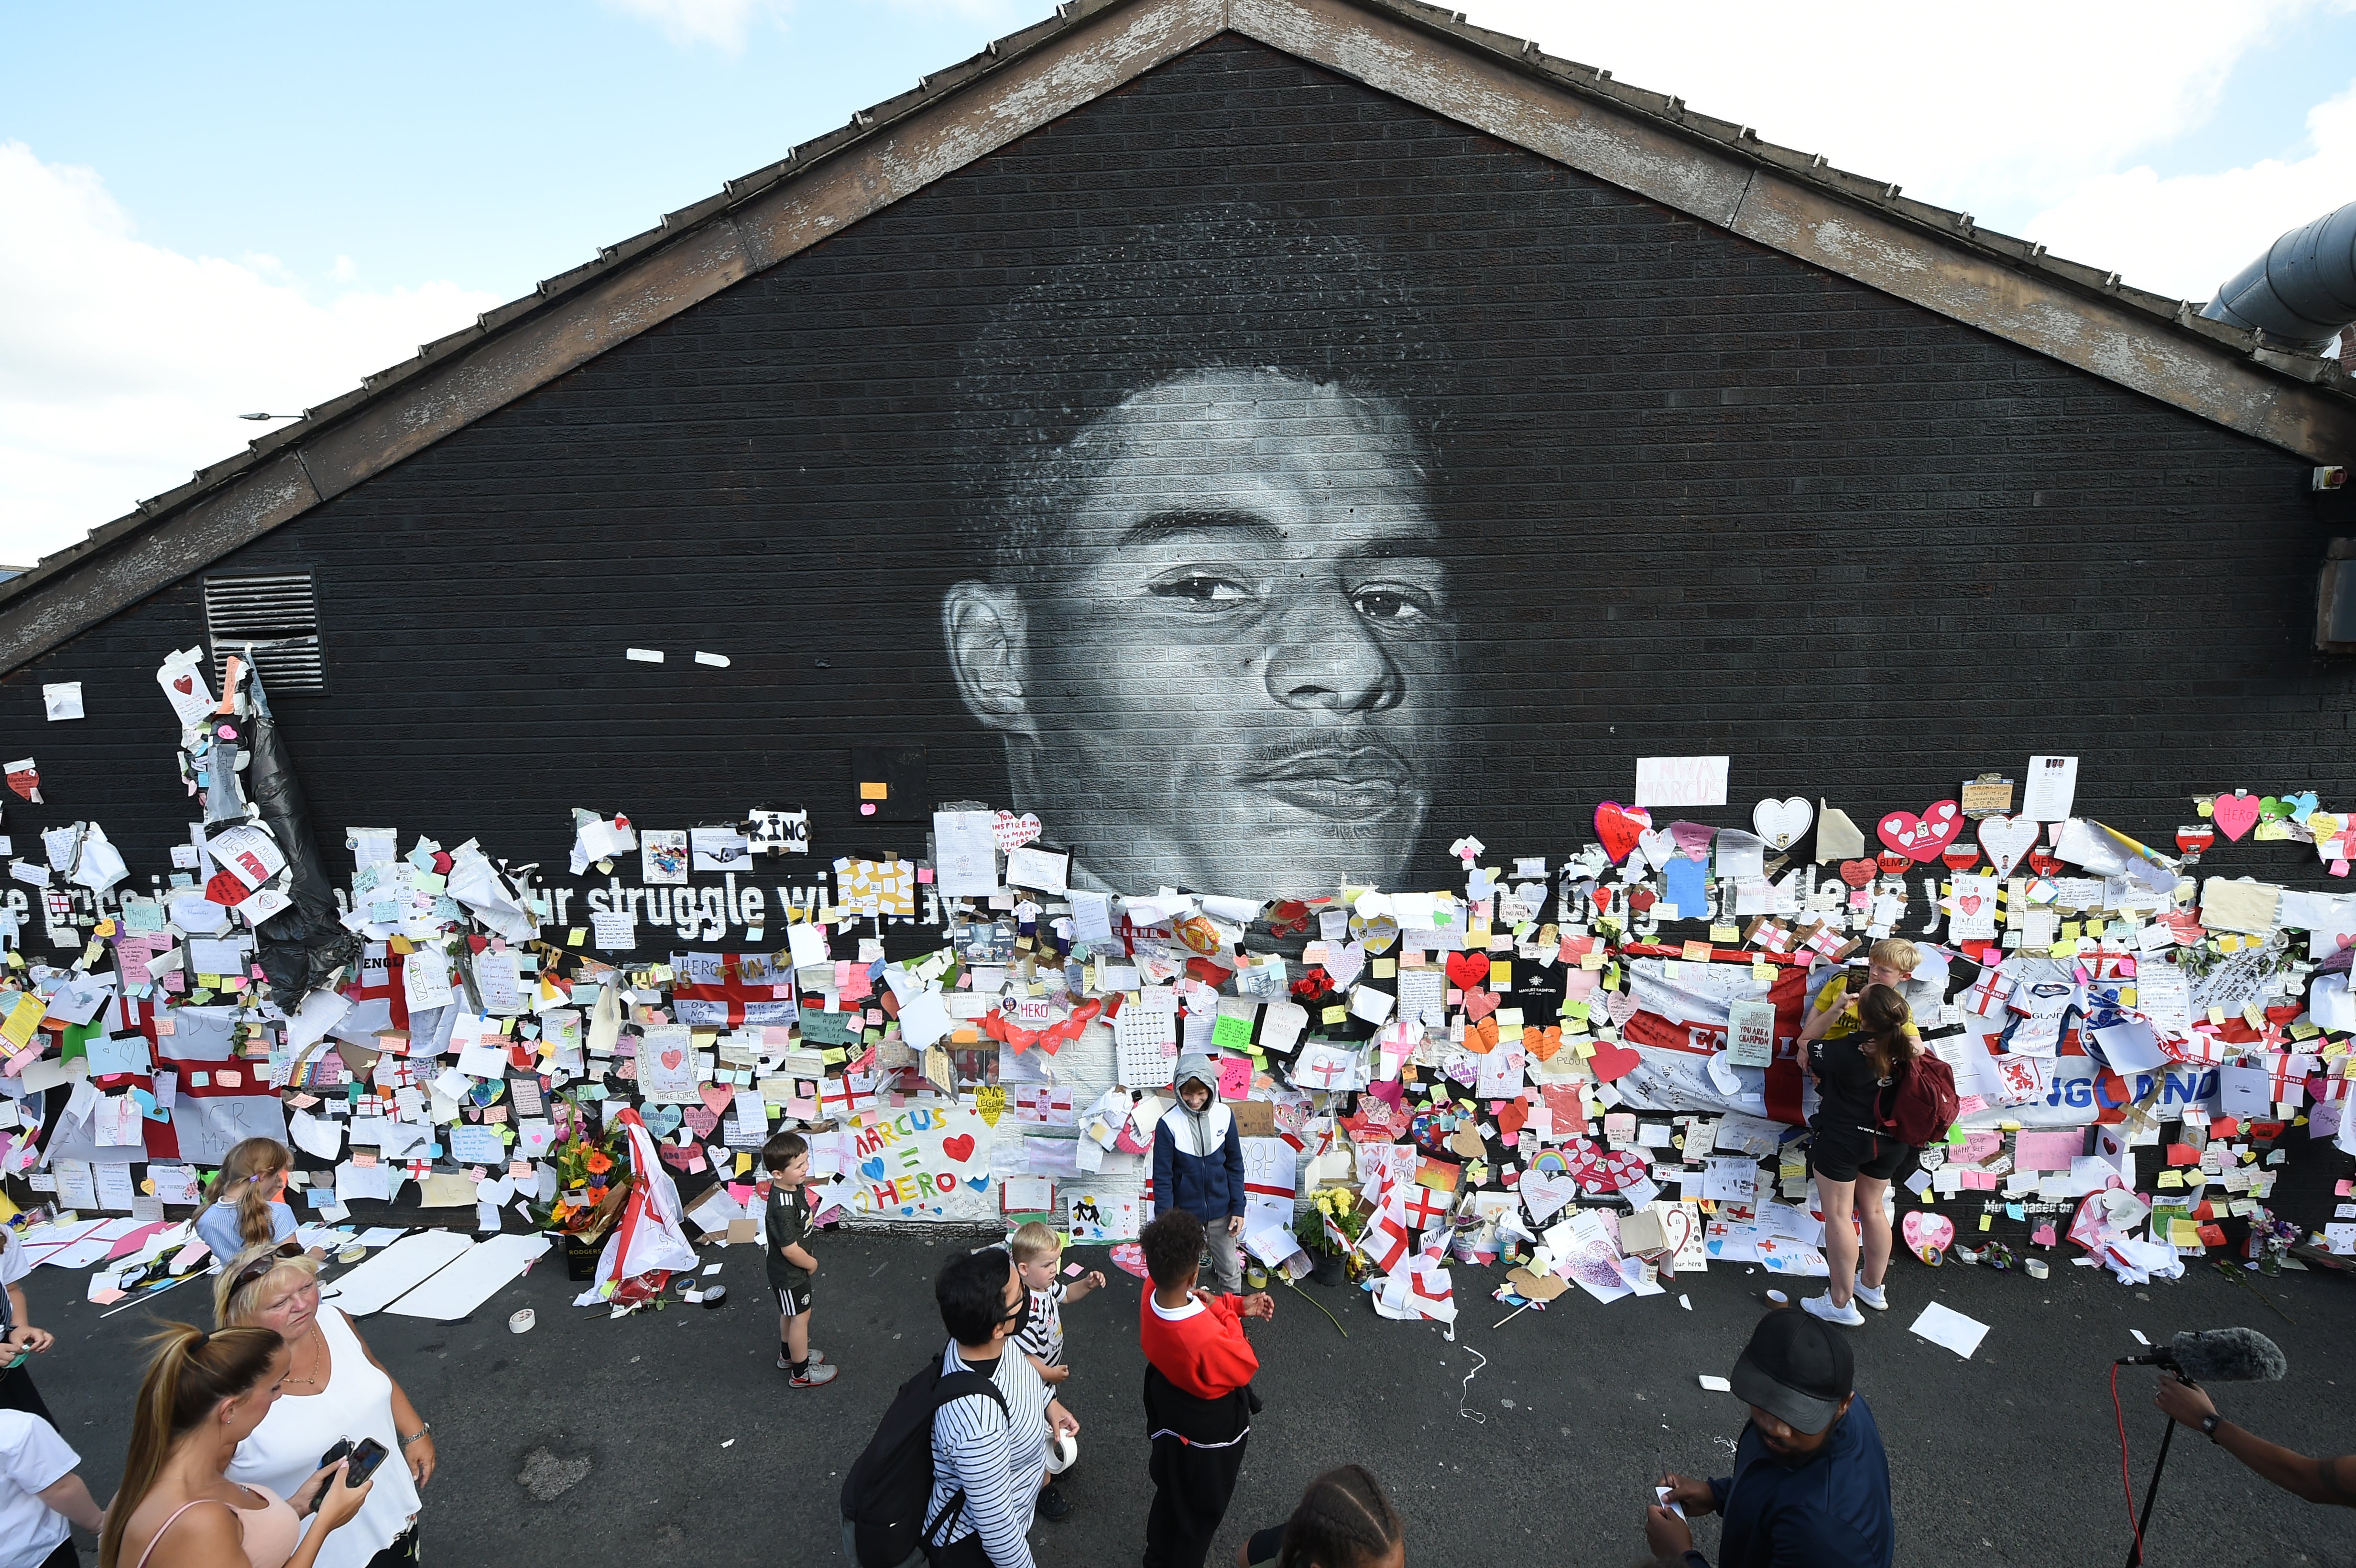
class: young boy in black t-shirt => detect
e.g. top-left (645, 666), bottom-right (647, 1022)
top-left (763, 1131), bottom-right (837, 1388)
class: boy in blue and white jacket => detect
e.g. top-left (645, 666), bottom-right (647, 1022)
top-left (1151, 1052), bottom-right (1247, 1294)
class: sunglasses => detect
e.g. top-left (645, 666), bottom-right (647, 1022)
top-left (229, 1241), bottom-right (305, 1297)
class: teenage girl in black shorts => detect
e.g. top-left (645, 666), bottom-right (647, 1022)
top-left (1803, 984), bottom-right (1917, 1327)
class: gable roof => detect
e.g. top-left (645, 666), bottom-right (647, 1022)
top-left (7, 0), bottom-right (2353, 676)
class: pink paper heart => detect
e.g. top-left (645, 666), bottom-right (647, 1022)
top-left (700, 1083), bottom-right (734, 1114)
top-left (2212, 793), bottom-right (2260, 842)
top-left (1605, 991), bottom-right (1638, 1027)
top-left (682, 1105), bottom-right (720, 1138)
top-left (1901, 1209), bottom-right (1955, 1254)
top-left (1462, 987), bottom-right (1500, 1023)
top-left (1876, 800), bottom-right (1963, 862)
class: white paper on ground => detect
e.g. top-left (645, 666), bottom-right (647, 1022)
top-left (383, 1231), bottom-right (551, 1320)
top-left (319, 1230), bottom-right (473, 1315)
top-left (1908, 1300), bottom-right (1991, 1359)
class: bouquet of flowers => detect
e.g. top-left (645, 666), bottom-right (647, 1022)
top-left (532, 1099), bottom-right (632, 1238)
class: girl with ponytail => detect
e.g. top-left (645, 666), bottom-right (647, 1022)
top-left (1802, 982), bottom-right (1920, 1329)
top-left (194, 1143), bottom-right (300, 1264)
top-left (1234, 1464), bottom-right (1405, 1568)
top-left (101, 1324), bottom-right (370, 1568)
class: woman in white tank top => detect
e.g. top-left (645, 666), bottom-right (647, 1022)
top-left (213, 1246), bottom-right (432, 1568)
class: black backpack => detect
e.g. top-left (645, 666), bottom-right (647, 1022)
top-left (841, 1360), bottom-right (1009, 1567)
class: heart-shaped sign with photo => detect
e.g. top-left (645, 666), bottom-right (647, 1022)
top-left (2212, 792), bottom-right (2261, 842)
top-left (1839, 859), bottom-right (1877, 889)
top-left (1518, 1174), bottom-right (1580, 1226)
top-left (1589, 1039), bottom-right (1642, 1081)
top-left (1877, 800), bottom-right (1963, 862)
top-left (2027, 849), bottom-right (2063, 877)
top-left (1977, 814), bottom-right (2040, 878)
top-left (1901, 1209), bottom-right (1955, 1259)
top-left (1444, 951), bottom-right (1490, 991)
top-left (1753, 796), bottom-right (1814, 852)
top-left (1636, 827), bottom-right (1678, 872)
top-left (1109, 1242), bottom-right (1150, 1280)
top-left (1595, 801), bottom-right (1652, 865)
top-left (1941, 844), bottom-right (1982, 871)
top-left (992, 810), bottom-right (1044, 851)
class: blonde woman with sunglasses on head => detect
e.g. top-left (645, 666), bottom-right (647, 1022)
top-left (210, 1246), bottom-right (430, 1568)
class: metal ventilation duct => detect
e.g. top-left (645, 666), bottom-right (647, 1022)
top-left (2199, 200), bottom-right (2356, 349)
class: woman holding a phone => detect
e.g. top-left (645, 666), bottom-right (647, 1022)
top-left (99, 1323), bottom-right (371, 1568)
top-left (213, 1245), bottom-right (432, 1568)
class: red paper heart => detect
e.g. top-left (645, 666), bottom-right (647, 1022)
top-left (173, 674), bottom-right (195, 695)
top-left (1956, 894), bottom-right (1983, 915)
top-left (1588, 1041), bottom-right (1642, 1082)
top-left (682, 1106), bottom-right (719, 1137)
top-left (1497, 1095), bottom-right (1530, 1139)
top-left (1626, 886), bottom-right (1659, 914)
top-left (1876, 800), bottom-right (1963, 862)
top-left (1875, 850), bottom-right (1911, 875)
top-left (1525, 1024), bottom-right (1566, 1062)
top-left (699, 1083), bottom-right (734, 1114)
top-left (2176, 826), bottom-right (2216, 856)
top-left (661, 1047), bottom-right (685, 1070)
top-left (2212, 794), bottom-right (2260, 842)
top-left (1462, 987), bottom-right (1499, 1022)
top-left (1838, 859), bottom-right (1876, 889)
top-left (941, 1133), bottom-right (977, 1163)
top-left (1589, 886), bottom-right (1613, 915)
top-left (204, 870), bottom-right (252, 906)
top-left (2027, 850), bottom-right (2063, 877)
top-left (1594, 801), bottom-right (1652, 865)
top-left (1941, 844), bottom-right (1982, 871)
top-left (1444, 951), bottom-right (1490, 990)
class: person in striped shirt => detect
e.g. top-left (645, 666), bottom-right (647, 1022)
top-left (924, 1248), bottom-right (1081, 1568)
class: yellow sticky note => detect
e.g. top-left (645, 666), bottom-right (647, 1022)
top-left (1371, 958), bottom-right (1396, 980)
top-left (1753, 963), bottom-right (1776, 982)
top-left (2060, 921), bottom-right (2082, 940)
top-left (1581, 952), bottom-right (1605, 970)
top-left (2169, 1219), bottom-right (2201, 1246)
top-left (2208, 1006), bottom-right (2227, 1026)
top-left (1490, 962), bottom-right (1512, 987)
top-left (1978, 1215), bottom-right (1992, 1231)
top-left (1322, 1005), bottom-right (1348, 1024)
top-left (858, 781), bottom-right (889, 800)
top-left (1681, 940), bottom-right (1712, 962)
top-left (1712, 925), bottom-right (1740, 945)
top-left (0, 991), bottom-right (44, 1048)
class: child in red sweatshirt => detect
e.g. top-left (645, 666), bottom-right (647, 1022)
top-left (1137, 1209), bottom-right (1273, 1568)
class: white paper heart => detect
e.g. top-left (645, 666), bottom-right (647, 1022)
top-left (1512, 882), bottom-right (1548, 915)
top-left (992, 810), bottom-right (1043, 851)
top-left (1753, 796), bottom-right (1814, 851)
top-left (1977, 814), bottom-right (2040, 879)
top-left (1324, 940), bottom-right (1366, 991)
top-left (1605, 991), bottom-right (1639, 1026)
top-left (1519, 1172), bottom-right (1580, 1227)
top-left (1636, 827), bottom-right (1678, 873)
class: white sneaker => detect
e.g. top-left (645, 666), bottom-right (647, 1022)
top-left (1853, 1283), bottom-right (1888, 1312)
top-left (1803, 1292), bottom-right (1865, 1327)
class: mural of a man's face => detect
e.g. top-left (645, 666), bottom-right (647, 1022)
top-left (946, 367), bottom-right (1458, 898)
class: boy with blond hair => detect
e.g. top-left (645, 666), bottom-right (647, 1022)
top-left (1009, 1220), bottom-right (1105, 1521)
top-left (1798, 937), bottom-right (1935, 1049)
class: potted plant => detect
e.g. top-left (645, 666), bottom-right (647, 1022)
top-left (1296, 1186), bottom-right (1362, 1286)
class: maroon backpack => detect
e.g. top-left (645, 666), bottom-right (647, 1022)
top-left (1876, 1054), bottom-right (1959, 1146)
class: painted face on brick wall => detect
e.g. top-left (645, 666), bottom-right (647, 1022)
top-left (945, 367), bottom-right (1458, 899)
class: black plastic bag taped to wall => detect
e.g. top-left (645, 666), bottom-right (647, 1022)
top-left (244, 669), bottom-right (360, 995)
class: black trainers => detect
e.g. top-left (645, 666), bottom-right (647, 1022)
top-left (1039, 1484), bottom-right (1072, 1523)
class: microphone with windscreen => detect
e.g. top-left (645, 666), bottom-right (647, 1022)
top-left (2116, 1327), bottom-right (2287, 1383)
top-left (2116, 1328), bottom-right (2289, 1567)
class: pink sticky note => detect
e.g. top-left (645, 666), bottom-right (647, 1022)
top-left (1216, 1056), bottom-right (1252, 1099)
top-left (2031, 1224), bottom-right (2057, 1247)
top-left (1063, 1263), bottom-right (1085, 1278)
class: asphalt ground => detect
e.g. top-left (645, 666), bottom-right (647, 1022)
top-left (18, 1231), bottom-right (2356, 1568)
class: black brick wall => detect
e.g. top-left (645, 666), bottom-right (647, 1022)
top-left (4, 33), bottom-right (2353, 950)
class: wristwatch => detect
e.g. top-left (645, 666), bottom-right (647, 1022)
top-left (2199, 1413), bottom-right (2223, 1441)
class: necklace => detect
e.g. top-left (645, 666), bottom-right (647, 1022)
top-left (284, 1325), bottom-right (326, 1389)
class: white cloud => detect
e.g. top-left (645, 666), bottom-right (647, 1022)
top-left (2025, 79), bottom-right (2356, 306)
top-left (0, 142), bottom-right (500, 567)
top-left (1457, 0), bottom-right (2355, 297)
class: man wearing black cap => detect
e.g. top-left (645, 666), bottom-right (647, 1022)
top-left (1645, 1309), bottom-right (1894, 1567)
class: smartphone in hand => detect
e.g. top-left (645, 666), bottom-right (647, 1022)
top-left (343, 1438), bottom-right (391, 1486)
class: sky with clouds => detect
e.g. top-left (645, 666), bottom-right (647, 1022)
top-left (3, 0), bottom-right (2352, 566)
